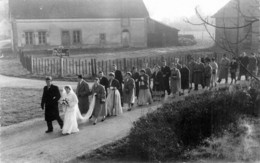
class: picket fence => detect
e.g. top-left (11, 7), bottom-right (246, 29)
top-left (19, 50), bottom-right (230, 77)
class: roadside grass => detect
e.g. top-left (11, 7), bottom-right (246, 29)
top-left (0, 58), bottom-right (31, 77)
top-left (0, 87), bottom-right (43, 126)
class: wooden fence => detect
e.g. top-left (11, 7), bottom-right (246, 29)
top-left (19, 50), bottom-right (231, 77)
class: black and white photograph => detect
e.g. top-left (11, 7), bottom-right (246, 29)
top-left (0, 0), bottom-right (260, 162)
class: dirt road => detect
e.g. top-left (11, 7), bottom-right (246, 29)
top-left (0, 75), bottom-right (162, 163)
top-left (0, 103), bottom-right (160, 163)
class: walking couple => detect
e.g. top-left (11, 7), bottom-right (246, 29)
top-left (41, 76), bottom-right (106, 135)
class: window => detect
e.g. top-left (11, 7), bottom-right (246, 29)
top-left (25, 32), bottom-right (33, 45)
top-left (100, 33), bottom-right (106, 41)
top-left (73, 30), bottom-right (81, 44)
top-left (38, 31), bottom-right (47, 44)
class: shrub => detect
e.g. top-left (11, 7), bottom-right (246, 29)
top-left (127, 89), bottom-right (256, 161)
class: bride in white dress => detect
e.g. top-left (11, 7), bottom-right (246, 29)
top-left (60, 85), bottom-right (96, 135)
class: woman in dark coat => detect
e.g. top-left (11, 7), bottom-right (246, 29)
top-left (180, 64), bottom-right (190, 94)
top-left (230, 57), bottom-right (238, 84)
top-left (193, 58), bottom-right (205, 90)
top-left (188, 58), bottom-right (196, 90)
top-left (123, 72), bottom-right (135, 111)
top-left (91, 77), bottom-right (106, 125)
top-left (151, 65), bottom-right (164, 101)
top-left (132, 67), bottom-right (140, 99)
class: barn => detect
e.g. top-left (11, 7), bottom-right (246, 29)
top-left (9, 0), bottom-right (179, 52)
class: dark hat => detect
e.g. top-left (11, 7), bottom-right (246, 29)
top-left (126, 72), bottom-right (132, 76)
top-left (112, 64), bottom-right (117, 67)
top-left (98, 71), bottom-right (103, 74)
top-left (94, 77), bottom-right (100, 81)
top-left (109, 72), bottom-right (115, 77)
top-left (45, 76), bottom-right (52, 81)
top-left (77, 74), bottom-right (83, 79)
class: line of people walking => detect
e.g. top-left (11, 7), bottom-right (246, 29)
top-left (41, 52), bottom-right (259, 135)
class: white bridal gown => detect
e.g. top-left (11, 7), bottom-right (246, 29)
top-left (60, 87), bottom-right (96, 135)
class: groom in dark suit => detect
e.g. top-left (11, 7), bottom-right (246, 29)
top-left (41, 76), bottom-right (63, 133)
top-left (76, 75), bottom-right (91, 114)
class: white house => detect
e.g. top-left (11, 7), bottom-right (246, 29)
top-left (9, 0), bottom-right (152, 52)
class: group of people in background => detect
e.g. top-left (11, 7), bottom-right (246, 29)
top-left (41, 51), bottom-right (259, 135)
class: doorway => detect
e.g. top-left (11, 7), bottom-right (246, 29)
top-left (122, 29), bottom-right (130, 48)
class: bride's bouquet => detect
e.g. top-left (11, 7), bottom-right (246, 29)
top-left (61, 98), bottom-right (69, 106)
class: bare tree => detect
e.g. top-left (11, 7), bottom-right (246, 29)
top-left (184, 0), bottom-right (260, 81)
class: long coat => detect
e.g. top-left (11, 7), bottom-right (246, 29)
top-left (92, 84), bottom-right (106, 117)
top-left (230, 61), bottom-right (238, 79)
top-left (188, 61), bottom-right (196, 83)
top-left (180, 66), bottom-right (190, 90)
top-left (161, 66), bottom-right (171, 91)
top-left (151, 71), bottom-right (164, 92)
top-left (239, 56), bottom-right (249, 75)
top-left (123, 78), bottom-right (135, 104)
top-left (204, 64), bottom-right (212, 87)
top-left (219, 58), bottom-right (230, 80)
top-left (41, 84), bottom-right (61, 122)
top-left (170, 68), bottom-right (181, 94)
top-left (132, 71), bottom-right (140, 97)
top-left (248, 56), bottom-right (258, 75)
top-left (193, 62), bottom-right (205, 85)
top-left (76, 80), bottom-right (91, 114)
top-left (115, 70), bottom-right (123, 93)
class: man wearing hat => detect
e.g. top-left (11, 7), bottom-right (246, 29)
top-left (76, 75), bottom-right (91, 114)
top-left (123, 72), bottom-right (135, 111)
top-left (41, 76), bottom-right (63, 133)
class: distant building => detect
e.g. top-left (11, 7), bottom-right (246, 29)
top-left (147, 19), bottom-right (179, 47)
top-left (212, 0), bottom-right (260, 53)
top-left (9, 0), bottom-right (179, 52)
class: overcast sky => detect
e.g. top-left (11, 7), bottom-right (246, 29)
top-left (144, 0), bottom-right (230, 21)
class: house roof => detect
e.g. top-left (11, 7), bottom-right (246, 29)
top-left (148, 18), bottom-right (179, 32)
top-left (212, 0), bottom-right (260, 18)
top-left (9, 0), bottom-right (149, 19)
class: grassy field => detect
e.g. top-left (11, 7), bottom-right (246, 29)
top-left (0, 87), bottom-right (43, 126)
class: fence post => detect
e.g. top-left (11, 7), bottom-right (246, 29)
top-left (91, 58), bottom-right (94, 76)
top-left (60, 57), bottom-right (64, 77)
top-left (30, 56), bottom-right (34, 74)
